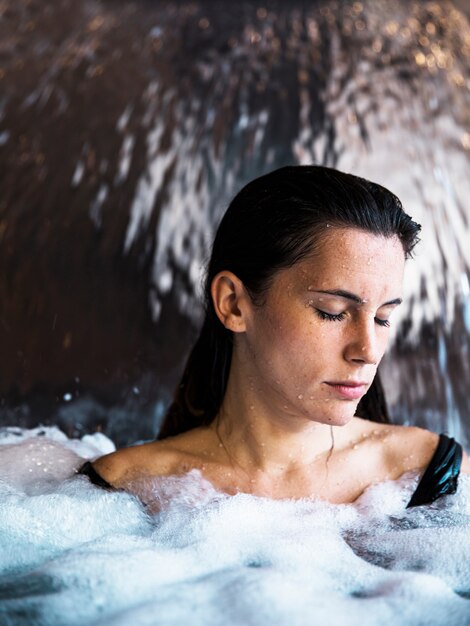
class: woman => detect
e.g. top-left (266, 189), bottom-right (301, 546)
top-left (78, 166), bottom-right (469, 508)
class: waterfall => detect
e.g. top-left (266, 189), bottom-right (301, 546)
top-left (0, 0), bottom-right (469, 445)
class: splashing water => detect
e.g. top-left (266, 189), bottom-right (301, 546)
top-left (1, 428), bottom-right (469, 625)
top-left (1, 0), bottom-right (470, 443)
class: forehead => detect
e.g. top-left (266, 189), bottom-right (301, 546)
top-left (278, 227), bottom-right (406, 298)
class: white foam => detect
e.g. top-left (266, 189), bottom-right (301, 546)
top-left (0, 427), bottom-right (469, 625)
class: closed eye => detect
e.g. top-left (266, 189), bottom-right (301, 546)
top-left (375, 318), bottom-right (390, 327)
top-left (315, 309), bottom-right (391, 327)
top-left (315, 310), bottom-right (346, 322)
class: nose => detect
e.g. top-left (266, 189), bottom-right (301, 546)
top-left (344, 318), bottom-right (381, 365)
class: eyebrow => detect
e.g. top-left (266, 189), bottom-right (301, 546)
top-left (313, 289), bottom-right (402, 307)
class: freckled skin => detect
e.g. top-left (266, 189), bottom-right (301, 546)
top-left (233, 228), bottom-right (405, 428)
top-left (92, 228), bottom-right (470, 505)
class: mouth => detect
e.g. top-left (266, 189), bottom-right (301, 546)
top-left (324, 381), bottom-right (368, 400)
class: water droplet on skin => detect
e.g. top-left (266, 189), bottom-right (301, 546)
top-left (249, 405), bottom-right (255, 410)
top-left (307, 285), bottom-right (314, 291)
top-left (298, 394), bottom-right (303, 400)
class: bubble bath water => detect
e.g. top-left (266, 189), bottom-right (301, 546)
top-left (0, 427), bottom-right (469, 626)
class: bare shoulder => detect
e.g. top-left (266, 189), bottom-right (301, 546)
top-left (347, 419), bottom-right (439, 476)
top-left (91, 427), bottom-right (214, 487)
top-left (380, 423), bottom-right (451, 476)
top-left (461, 449), bottom-right (470, 474)
top-left (91, 439), bottom-right (184, 487)
top-left (350, 418), bottom-right (438, 454)
top-left (386, 423), bottom-right (470, 475)
top-left (388, 423), bottom-right (438, 457)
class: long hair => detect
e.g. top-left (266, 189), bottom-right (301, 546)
top-left (158, 165), bottom-right (421, 439)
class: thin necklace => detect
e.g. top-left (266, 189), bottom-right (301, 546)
top-left (214, 423), bottom-right (256, 485)
top-left (214, 421), bottom-right (336, 485)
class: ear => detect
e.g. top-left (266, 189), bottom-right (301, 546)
top-left (210, 271), bottom-right (251, 333)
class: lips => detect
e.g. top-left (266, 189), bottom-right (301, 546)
top-left (324, 381), bottom-right (368, 400)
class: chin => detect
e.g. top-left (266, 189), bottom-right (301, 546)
top-left (330, 399), bottom-right (361, 426)
top-left (328, 412), bottom-right (355, 427)
top-left (306, 404), bottom-right (357, 427)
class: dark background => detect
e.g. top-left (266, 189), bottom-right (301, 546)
top-left (1, 0), bottom-right (469, 446)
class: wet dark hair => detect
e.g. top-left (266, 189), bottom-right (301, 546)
top-left (158, 165), bottom-right (421, 440)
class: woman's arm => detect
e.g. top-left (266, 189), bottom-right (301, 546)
top-left (91, 439), bottom-right (181, 487)
top-left (460, 449), bottom-right (470, 473)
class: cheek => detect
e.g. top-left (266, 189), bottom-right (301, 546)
top-left (245, 312), bottom-right (289, 363)
top-left (250, 304), bottom-right (343, 369)
top-left (278, 320), bottom-right (338, 372)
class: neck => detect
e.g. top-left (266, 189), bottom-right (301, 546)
top-left (211, 356), bottom-right (354, 476)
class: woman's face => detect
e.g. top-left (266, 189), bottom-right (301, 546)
top-left (239, 227), bottom-right (406, 427)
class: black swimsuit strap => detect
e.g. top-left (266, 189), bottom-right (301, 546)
top-left (406, 433), bottom-right (462, 508)
top-left (76, 434), bottom-right (463, 506)
top-left (77, 461), bottom-right (114, 490)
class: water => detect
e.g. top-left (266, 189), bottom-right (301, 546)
top-left (1, 5), bottom-right (470, 616)
top-left (1, 427), bottom-right (470, 625)
top-left (1, 0), bottom-right (470, 445)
